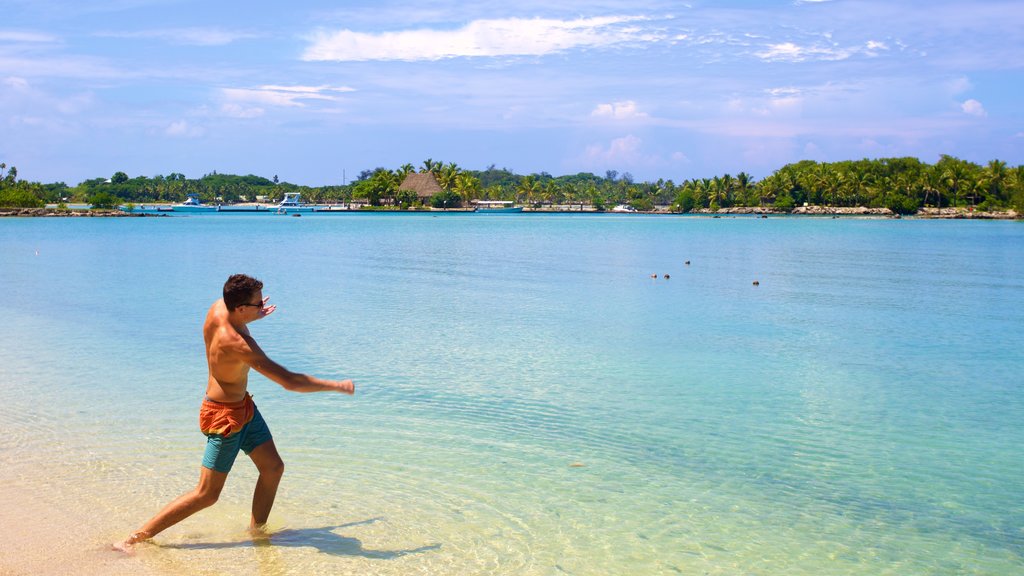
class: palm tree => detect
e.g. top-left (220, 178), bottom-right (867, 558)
top-left (847, 172), bottom-right (873, 207)
top-left (438, 163), bottom-right (460, 191)
top-left (983, 159), bottom-right (1008, 206)
top-left (693, 178), bottom-right (711, 209)
top-left (757, 174), bottom-right (783, 207)
top-left (454, 173), bottom-right (481, 205)
top-left (421, 159), bottom-right (438, 174)
top-left (563, 182), bottom-right (578, 211)
top-left (735, 172), bottom-right (753, 206)
top-left (922, 165), bottom-right (944, 207)
top-left (517, 175), bottom-right (540, 206)
top-left (941, 158), bottom-right (971, 207)
top-left (585, 183), bottom-right (600, 210)
top-left (811, 163), bottom-right (840, 206)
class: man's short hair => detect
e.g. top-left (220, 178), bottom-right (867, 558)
top-left (223, 274), bottom-right (263, 311)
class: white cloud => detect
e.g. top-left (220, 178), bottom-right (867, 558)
top-left (947, 77), bottom-right (973, 95)
top-left (165, 120), bottom-right (204, 138)
top-left (302, 16), bottom-right (658, 62)
top-left (803, 141), bottom-right (825, 159)
top-left (591, 100), bottom-right (648, 121)
top-left (220, 103), bottom-right (264, 119)
top-left (260, 84), bottom-right (355, 94)
top-left (582, 135), bottom-right (677, 169)
top-left (755, 39), bottom-right (889, 62)
top-left (221, 85), bottom-right (355, 108)
top-left (961, 99), bottom-right (987, 117)
top-left (96, 27), bottom-right (257, 46)
top-left (756, 42), bottom-right (817, 62)
top-left (0, 54), bottom-right (120, 79)
top-left (585, 135), bottom-right (645, 165)
top-left (3, 76), bottom-right (30, 90)
top-left (0, 30), bottom-right (58, 43)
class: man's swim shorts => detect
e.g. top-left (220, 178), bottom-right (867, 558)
top-left (199, 393), bottom-right (273, 473)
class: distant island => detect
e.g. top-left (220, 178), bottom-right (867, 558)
top-left (1, 157), bottom-right (1021, 218)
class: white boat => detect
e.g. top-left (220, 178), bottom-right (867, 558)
top-left (473, 200), bottom-right (523, 213)
top-left (273, 192), bottom-right (317, 213)
top-left (171, 193), bottom-right (219, 212)
top-left (611, 204), bottom-right (637, 213)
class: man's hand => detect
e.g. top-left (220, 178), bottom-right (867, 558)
top-left (258, 296), bottom-right (276, 319)
top-left (336, 379), bottom-right (355, 395)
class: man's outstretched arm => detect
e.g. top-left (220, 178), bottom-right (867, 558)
top-left (239, 336), bottom-right (354, 394)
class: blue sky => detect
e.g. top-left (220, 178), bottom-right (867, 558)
top-left (2, 0), bottom-right (1022, 185)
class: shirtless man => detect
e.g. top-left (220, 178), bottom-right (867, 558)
top-left (119, 274), bottom-right (354, 550)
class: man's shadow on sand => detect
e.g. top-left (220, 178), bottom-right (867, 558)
top-left (159, 517), bottom-right (441, 560)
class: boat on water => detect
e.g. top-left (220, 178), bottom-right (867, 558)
top-left (273, 192), bottom-right (317, 214)
top-left (473, 200), bottom-right (523, 213)
top-left (171, 193), bottom-right (220, 212)
top-left (611, 204), bottom-right (637, 213)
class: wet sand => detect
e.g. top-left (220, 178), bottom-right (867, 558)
top-left (0, 480), bottom-right (160, 576)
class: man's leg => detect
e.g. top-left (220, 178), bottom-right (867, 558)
top-left (248, 439), bottom-right (284, 530)
top-left (119, 466), bottom-right (228, 549)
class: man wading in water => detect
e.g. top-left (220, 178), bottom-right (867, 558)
top-left (118, 274), bottom-right (355, 550)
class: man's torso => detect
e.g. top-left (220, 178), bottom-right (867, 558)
top-left (203, 300), bottom-right (252, 403)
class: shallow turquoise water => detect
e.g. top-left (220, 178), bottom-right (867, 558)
top-left (1, 214), bottom-right (1022, 574)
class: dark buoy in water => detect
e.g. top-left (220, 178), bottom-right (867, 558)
top-left (664, 274), bottom-right (670, 279)
top-left (292, 213), bottom-right (301, 217)
top-left (752, 280), bottom-right (760, 286)
top-left (684, 260), bottom-right (691, 266)
top-left (650, 273), bottom-right (658, 279)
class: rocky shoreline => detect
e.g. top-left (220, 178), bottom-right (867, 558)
top-left (0, 208), bottom-right (165, 217)
top-left (913, 207), bottom-right (1019, 219)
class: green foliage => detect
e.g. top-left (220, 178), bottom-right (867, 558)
top-left (430, 190), bottom-right (462, 208)
top-left (0, 164), bottom-right (45, 207)
top-left (5, 155), bottom-right (1021, 216)
top-left (630, 197), bottom-right (654, 212)
top-left (0, 186), bottom-right (45, 208)
top-left (774, 193), bottom-right (796, 212)
top-left (1011, 190), bottom-right (1024, 214)
top-left (672, 189), bottom-right (696, 213)
top-left (40, 182), bottom-right (70, 202)
top-left (88, 191), bottom-right (120, 209)
top-left (885, 194), bottom-right (919, 215)
top-left (395, 189), bottom-right (418, 208)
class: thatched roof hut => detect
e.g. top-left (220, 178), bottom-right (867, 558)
top-left (398, 172), bottom-right (443, 200)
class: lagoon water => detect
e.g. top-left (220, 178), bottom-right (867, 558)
top-left (1, 213), bottom-right (1022, 575)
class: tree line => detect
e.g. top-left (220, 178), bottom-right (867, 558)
top-left (2, 156), bottom-right (1022, 214)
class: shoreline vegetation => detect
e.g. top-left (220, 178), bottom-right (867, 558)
top-left (1, 206), bottom-right (1018, 219)
top-left (1, 156), bottom-right (1022, 219)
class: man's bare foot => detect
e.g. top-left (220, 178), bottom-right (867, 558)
top-left (112, 531), bottom-right (151, 554)
top-left (249, 523), bottom-right (271, 539)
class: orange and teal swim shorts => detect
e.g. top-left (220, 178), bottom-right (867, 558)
top-left (199, 393), bottom-right (273, 473)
